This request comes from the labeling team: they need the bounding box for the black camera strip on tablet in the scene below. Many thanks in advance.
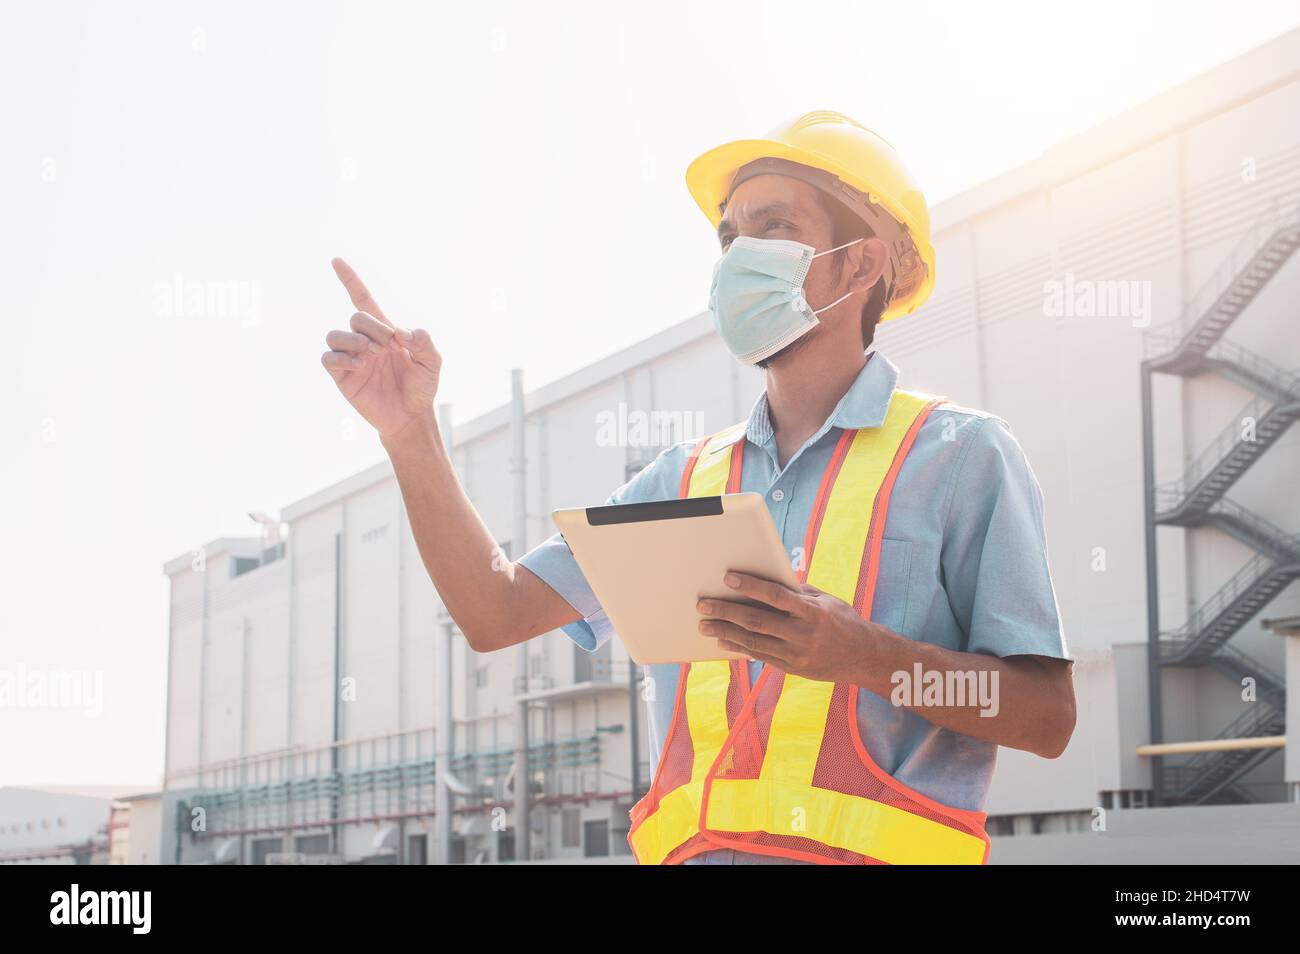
[584,497,725,525]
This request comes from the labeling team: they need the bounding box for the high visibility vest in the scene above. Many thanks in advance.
[627,388,992,865]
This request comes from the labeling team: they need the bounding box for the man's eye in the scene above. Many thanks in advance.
[765,220,793,232]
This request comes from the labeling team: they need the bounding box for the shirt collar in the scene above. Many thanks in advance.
[741,349,900,448]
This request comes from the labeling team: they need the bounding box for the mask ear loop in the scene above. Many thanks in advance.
[810,236,864,259]
[811,288,856,316]
[808,236,865,315]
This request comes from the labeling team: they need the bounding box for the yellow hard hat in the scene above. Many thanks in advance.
[686,110,934,323]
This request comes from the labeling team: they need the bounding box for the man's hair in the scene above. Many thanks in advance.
[817,192,889,350]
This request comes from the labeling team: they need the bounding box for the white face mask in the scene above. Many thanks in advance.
[708,236,864,365]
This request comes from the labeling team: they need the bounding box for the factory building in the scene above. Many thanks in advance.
[0,787,122,865]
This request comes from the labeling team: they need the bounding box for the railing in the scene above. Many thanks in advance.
[166,725,438,787]
[1204,496,1300,558]
[1154,389,1298,506]
[182,730,608,837]
[1203,338,1300,399]
[530,735,603,771]
[1158,537,1300,644]
[1142,199,1300,359]
[1205,642,1287,705]
[449,736,603,777]
[591,658,634,683]
[514,673,556,693]
[182,728,440,835]
[1163,706,1284,799]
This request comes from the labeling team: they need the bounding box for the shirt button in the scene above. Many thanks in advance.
[771,488,785,502]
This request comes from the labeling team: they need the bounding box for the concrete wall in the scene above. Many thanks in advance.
[125,797,162,866]
[989,802,1300,863]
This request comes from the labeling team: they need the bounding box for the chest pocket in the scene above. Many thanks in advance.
[867,538,912,635]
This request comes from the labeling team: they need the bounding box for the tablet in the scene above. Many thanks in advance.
[552,493,799,665]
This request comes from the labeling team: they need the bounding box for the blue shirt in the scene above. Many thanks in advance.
[519,350,1069,863]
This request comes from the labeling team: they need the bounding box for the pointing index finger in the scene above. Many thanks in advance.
[331,257,392,327]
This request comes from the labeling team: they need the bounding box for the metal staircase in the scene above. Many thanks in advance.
[1158,540,1300,664]
[1152,389,1300,524]
[1162,704,1287,804]
[1202,337,1300,402]
[1141,199,1300,806]
[1203,497,1300,563]
[1205,642,1287,706]
[1143,202,1300,372]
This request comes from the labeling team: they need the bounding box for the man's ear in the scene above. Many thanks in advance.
[849,237,890,293]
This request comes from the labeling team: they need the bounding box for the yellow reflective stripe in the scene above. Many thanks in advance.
[632,787,694,865]
[629,425,742,864]
[688,422,744,497]
[760,678,834,783]
[762,391,933,788]
[630,660,731,864]
[804,389,930,603]
[706,777,988,865]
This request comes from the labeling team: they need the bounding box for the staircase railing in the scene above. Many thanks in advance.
[1143,199,1300,360]
[1158,538,1300,646]
[1203,337,1300,399]
[1203,496,1300,561]
[1205,641,1288,706]
[1154,390,1300,510]
[1163,704,1285,801]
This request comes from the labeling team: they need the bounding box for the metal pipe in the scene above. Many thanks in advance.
[286,510,297,757]
[436,402,456,865]
[628,660,641,803]
[239,615,251,864]
[1139,361,1165,804]
[197,547,209,787]
[1137,736,1284,756]
[510,368,531,862]
[331,528,343,853]
[397,494,407,773]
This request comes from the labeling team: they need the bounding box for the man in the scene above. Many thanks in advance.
[321,110,1075,865]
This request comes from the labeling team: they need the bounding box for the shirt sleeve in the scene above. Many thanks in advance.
[518,442,693,652]
[940,415,1071,661]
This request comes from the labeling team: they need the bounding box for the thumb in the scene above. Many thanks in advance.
[399,327,441,374]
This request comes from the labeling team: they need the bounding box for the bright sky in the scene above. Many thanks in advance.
[4,0,1300,789]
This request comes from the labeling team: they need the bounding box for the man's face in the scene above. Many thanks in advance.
[715,174,856,362]
[717,174,837,262]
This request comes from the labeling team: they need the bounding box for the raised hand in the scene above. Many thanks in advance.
[321,258,441,440]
